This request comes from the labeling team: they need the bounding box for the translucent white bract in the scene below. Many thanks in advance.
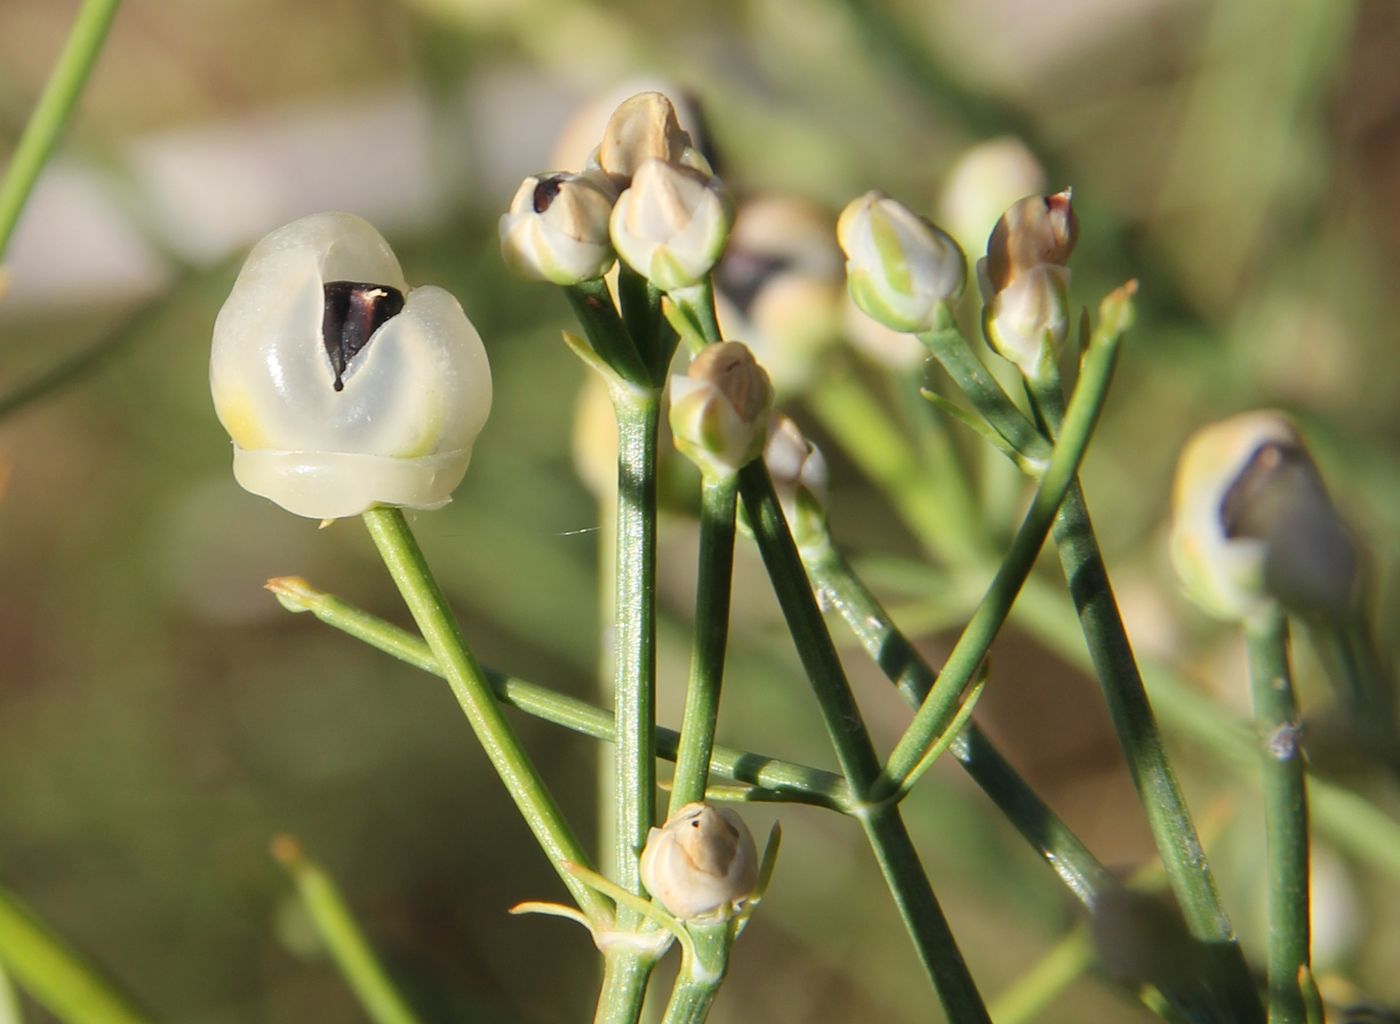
[210,212,492,520]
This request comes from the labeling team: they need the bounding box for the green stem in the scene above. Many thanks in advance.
[265,577,851,809]
[598,388,663,1024]
[659,922,730,1024]
[737,463,991,1024]
[611,393,661,894]
[617,268,674,382]
[917,325,1050,470]
[669,476,739,814]
[804,542,1115,910]
[0,0,121,260]
[271,837,424,1024]
[876,309,1121,796]
[1009,576,1400,887]
[1025,368,1261,1022]
[0,882,150,1024]
[1244,610,1309,1024]
[361,507,608,922]
[565,281,650,386]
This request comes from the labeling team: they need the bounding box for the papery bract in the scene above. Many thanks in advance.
[639,802,758,921]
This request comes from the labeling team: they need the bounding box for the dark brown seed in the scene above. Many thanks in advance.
[322,281,406,391]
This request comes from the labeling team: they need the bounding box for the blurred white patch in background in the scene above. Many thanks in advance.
[2,87,447,314]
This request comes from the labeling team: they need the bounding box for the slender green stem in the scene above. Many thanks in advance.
[361,507,608,922]
[565,281,650,386]
[659,921,730,1024]
[611,393,661,894]
[876,310,1121,797]
[265,577,851,809]
[804,542,1115,910]
[597,388,663,1024]
[1025,366,1261,1022]
[1009,574,1400,886]
[738,463,991,1024]
[1244,610,1309,1024]
[271,837,423,1024]
[618,268,676,382]
[669,476,739,814]
[0,0,121,260]
[0,882,150,1024]
[917,325,1050,470]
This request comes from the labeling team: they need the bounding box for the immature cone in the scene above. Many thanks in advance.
[499,172,615,285]
[837,191,966,334]
[640,802,758,921]
[610,159,733,291]
[210,212,491,520]
[1169,411,1360,622]
[670,341,775,481]
[552,81,711,176]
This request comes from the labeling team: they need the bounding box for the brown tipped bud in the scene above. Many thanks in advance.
[984,189,1078,293]
[597,92,697,188]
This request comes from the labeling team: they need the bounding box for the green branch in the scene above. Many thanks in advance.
[361,508,608,923]
[0,0,122,261]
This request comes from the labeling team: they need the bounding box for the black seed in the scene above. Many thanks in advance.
[322,281,406,391]
[533,176,566,214]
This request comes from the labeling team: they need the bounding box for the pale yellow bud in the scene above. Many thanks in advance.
[669,341,775,480]
[837,191,966,334]
[639,803,758,921]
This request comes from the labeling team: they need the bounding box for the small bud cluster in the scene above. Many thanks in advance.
[499,91,732,294]
[978,190,1078,378]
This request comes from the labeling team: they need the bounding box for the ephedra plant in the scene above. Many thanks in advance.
[2,6,1399,1021]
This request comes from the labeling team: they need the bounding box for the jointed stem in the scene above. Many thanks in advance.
[669,476,740,814]
[1244,610,1309,1024]
[1025,366,1261,1022]
[738,464,991,1024]
[805,543,1115,910]
[269,574,850,808]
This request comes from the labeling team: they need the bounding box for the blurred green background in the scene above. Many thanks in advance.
[2,0,1399,1020]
